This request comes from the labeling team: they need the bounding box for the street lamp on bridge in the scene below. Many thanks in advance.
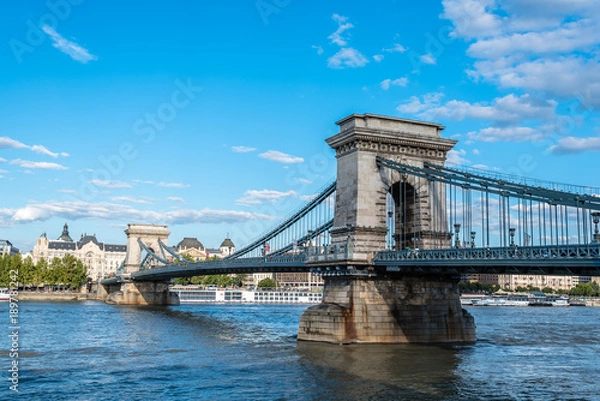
[470,231,476,248]
[592,212,600,244]
[454,223,461,248]
[509,228,516,247]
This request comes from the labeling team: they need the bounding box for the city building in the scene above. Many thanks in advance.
[32,223,127,281]
[0,239,19,256]
[498,274,591,292]
[176,237,206,261]
[204,238,236,259]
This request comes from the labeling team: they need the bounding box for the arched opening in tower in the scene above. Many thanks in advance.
[386,180,420,251]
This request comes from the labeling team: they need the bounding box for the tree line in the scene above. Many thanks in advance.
[0,254,88,290]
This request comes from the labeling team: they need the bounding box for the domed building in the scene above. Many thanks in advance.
[32,223,127,281]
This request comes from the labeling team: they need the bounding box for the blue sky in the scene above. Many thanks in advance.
[1,0,599,251]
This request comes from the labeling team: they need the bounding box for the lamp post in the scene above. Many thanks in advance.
[509,228,516,247]
[470,231,476,248]
[454,223,461,248]
[387,210,393,250]
[592,212,600,243]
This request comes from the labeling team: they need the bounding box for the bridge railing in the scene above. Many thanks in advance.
[374,244,600,263]
[304,244,351,263]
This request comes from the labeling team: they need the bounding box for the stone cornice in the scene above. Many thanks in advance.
[326,128,457,152]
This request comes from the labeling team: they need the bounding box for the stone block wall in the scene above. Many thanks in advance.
[298,275,476,344]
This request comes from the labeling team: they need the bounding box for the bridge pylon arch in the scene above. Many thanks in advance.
[326,113,456,261]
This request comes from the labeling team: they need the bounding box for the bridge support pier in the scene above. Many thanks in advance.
[298,275,475,344]
[103,282,180,306]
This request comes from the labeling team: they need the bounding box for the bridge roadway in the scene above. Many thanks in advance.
[101,243,600,285]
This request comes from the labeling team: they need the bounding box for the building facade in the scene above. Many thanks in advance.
[0,239,19,256]
[498,274,590,292]
[32,223,127,281]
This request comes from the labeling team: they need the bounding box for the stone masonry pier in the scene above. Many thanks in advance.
[298,275,475,343]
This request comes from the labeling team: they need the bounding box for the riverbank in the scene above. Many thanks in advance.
[14,292,98,301]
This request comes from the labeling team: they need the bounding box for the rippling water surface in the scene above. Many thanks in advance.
[2,302,600,400]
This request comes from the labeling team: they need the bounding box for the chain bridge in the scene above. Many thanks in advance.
[100,113,600,344]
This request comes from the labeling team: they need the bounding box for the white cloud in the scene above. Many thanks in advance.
[472,148,480,155]
[446,149,470,165]
[89,179,132,189]
[312,45,324,55]
[157,182,190,188]
[0,137,27,149]
[133,179,154,185]
[441,0,600,107]
[110,196,152,204]
[295,178,312,185]
[42,25,97,64]
[373,54,384,62]
[8,200,274,225]
[58,189,77,195]
[236,189,298,206]
[231,145,257,153]
[10,159,67,170]
[167,196,185,203]
[0,136,67,158]
[328,14,354,46]
[441,0,503,39]
[397,92,557,126]
[380,78,408,90]
[0,158,6,163]
[420,54,437,65]
[327,48,369,69]
[547,136,600,155]
[259,150,304,164]
[468,126,549,142]
[383,43,407,53]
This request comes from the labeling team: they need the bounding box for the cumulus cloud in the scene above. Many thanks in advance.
[90,179,132,189]
[441,0,600,107]
[420,54,437,65]
[383,43,407,53]
[110,196,152,204]
[312,45,324,55]
[398,92,556,125]
[10,159,67,170]
[380,78,408,90]
[8,200,274,225]
[259,150,304,164]
[0,136,67,158]
[446,149,470,165]
[236,189,298,206]
[231,145,257,153]
[547,136,600,155]
[42,25,98,64]
[327,48,368,68]
[328,14,354,46]
[167,197,185,203]
[373,54,384,62]
[468,126,549,142]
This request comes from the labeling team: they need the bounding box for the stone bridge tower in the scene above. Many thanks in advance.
[100,224,178,306]
[327,113,457,262]
[299,114,475,344]
[123,224,171,275]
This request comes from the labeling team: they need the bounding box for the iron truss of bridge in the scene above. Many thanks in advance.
[105,158,600,284]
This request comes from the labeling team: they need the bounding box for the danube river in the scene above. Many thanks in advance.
[2,301,600,400]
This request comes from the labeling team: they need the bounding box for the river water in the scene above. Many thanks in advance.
[2,301,600,400]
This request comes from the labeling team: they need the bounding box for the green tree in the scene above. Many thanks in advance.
[541,287,554,294]
[257,278,277,288]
